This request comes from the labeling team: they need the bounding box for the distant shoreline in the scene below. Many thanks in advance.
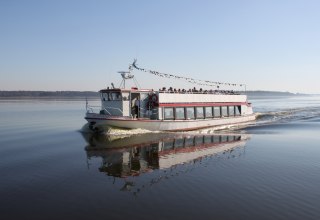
[0,91,99,98]
[0,90,312,98]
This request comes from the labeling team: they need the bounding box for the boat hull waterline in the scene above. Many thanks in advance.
[85,113,256,131]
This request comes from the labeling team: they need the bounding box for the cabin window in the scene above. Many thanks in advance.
[164,108,174,120]
[214,107,221,118]
[205,107,213,118]
[186,107,195,119]
[111,92,122,101]
[196,107,204,119]
[235,106,241,115]
[221,106,228,117]
[228,106,235,116]
[101,93,109,101]
[102,92,122,101]
[175,107,185,120]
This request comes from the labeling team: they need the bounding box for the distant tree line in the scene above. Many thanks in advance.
[242,91,298,96]
[0,91,100,98]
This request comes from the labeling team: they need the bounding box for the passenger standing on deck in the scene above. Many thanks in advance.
[134,98,140,118]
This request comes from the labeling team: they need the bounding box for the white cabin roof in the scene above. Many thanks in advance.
[158,93,247,103]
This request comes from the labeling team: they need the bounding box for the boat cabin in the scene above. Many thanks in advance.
[98,88,251,120]
[99,88,158,119]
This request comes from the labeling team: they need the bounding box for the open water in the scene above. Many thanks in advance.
[1,96,320,220]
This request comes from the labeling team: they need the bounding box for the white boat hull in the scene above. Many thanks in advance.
[85,113,256,131]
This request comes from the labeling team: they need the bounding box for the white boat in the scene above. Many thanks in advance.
[85,61,256,132]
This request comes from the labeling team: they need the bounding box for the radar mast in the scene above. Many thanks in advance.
[118,62,140,89]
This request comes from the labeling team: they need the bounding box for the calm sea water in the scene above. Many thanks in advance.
[1,96,320,220]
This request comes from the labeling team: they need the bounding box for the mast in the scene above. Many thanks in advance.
[118,63,140,89]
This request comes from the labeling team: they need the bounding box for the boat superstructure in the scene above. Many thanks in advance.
[85,61,255,131]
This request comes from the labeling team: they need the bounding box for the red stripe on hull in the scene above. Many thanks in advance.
[159,102,247,107]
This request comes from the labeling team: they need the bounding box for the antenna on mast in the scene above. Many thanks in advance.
[118,60,140,89]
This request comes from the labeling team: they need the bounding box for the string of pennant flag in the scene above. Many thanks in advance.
[131,59,245,89]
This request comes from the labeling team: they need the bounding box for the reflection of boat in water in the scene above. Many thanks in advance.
[82,132,250,178]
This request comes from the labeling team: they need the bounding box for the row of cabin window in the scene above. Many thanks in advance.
[101,92,122,101]
[164,106,241,120]
[101,92,130,101]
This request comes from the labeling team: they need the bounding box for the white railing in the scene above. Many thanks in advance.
[86,105,101,113]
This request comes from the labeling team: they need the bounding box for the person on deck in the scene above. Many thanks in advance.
[134,98,140,118]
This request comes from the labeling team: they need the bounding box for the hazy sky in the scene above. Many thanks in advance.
[1,0,319,93]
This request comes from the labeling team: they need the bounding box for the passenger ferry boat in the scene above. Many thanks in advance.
[85,61,256,132]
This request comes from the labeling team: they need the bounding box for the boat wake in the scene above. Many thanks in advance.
[255,106,320,125]
[80,123,161,137]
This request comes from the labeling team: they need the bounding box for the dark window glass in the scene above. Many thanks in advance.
[186,107,195,119]
[196,107,204,119]
[228,106,235,116]
[164,108,174,120]
[205,107,213,118]
[214,107,221,118]
[175,107,185,120]
[222,106,228,117]
[235,106,241,115]
[111,92,121,101]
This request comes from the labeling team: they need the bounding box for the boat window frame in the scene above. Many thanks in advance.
[205,106,213,118]
[175,107,185,120]
[213,106,221,118]
[235,106,241,116]
[101,92,108,101]
[195,107,204,119]
[101,92,122,101]
[110,92,122,101]
[221,106,228,117]
[164,107,175,120]
[186,107,195,119]
[228,106,235,117]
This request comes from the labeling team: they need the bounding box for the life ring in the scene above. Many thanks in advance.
[149,94,158,103]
